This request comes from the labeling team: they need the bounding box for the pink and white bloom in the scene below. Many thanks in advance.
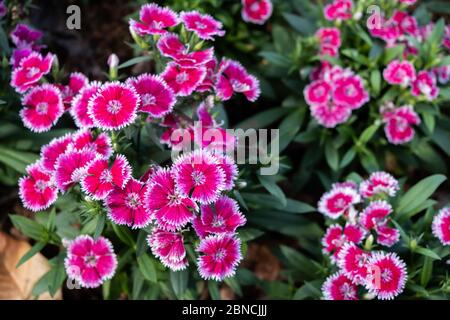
[382,105,421,145]
[88,82,139,130]
[332,74,369,110]
[411,71,439,101]
[54,150,97,192]
[433,65,450,85]
[57,72,89,107]
[365,252,407,300]
[324,0,353,22]
[193,196,246,238]
[68,130,112,158]
[337,243,371,285]
[359,200,393,230]
[316,27,342,48]
[147,228,188,271]
[11,52,53,93]
[64,235,117,289]
[126,74,175,117]
[214,154,238,191]
[304,80,332,106]
[19,162,58,212]
[322,224,366,262]
[20,84,64,133]
[241,0,273,25]
[216,58,260,102]
[322,272,358,300]
[10,47,33,69]
[145,168,198,231]
[40,134,73,172]
[197,234,242,281]
[70,81,101,128]
[196,59,217,92]
[310,102,352,128]
[81,155,132,200]
[11,23,43,49]
[359,171,399,198]
[129,3,178,36]
[383,60,416,86]
[432,207,450,245]
[172,150,225,204]
[318,186,361,219]
[162,63,207,96]
[180,11,225,40]
[375,223,400,247]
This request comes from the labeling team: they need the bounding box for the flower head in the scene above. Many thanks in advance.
[147,228,188,271]
[68,130,112,158]
[337,243,372,285]
[360,171,399,198]
[54,150,97,192]
[322,272,359,300]
[318,186,361,219]
[411,71,439,101]
[432,207,450,245]
[383,60,416,86]
[375,223,400,247]
[382,105,421,145]
[129,3,178,36]
[304,80,332,106]
[70,81,101,128]
[180,11,225,40]
[11,52,53,93]
[241,0,273,25]
[310,102,352,128]
[332,74,369,110]
[58,72,89,107]
[40,134,73,172]
[162,63,207,96]
[324,0,353,22]
[359,200,393,230]
[322,224,366,262]
[11,23,43,49]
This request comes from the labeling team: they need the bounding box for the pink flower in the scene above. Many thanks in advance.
[81,155,132,200]
[10,47,33,69]
[383,60,416,86]
[64,235,117,288]
[144,168,198,231]
[332,74,369,110]
[129,3,178,36]
[162,63,207,96]
[332,181,358,191]
[359,200,393,230]
[433,65,450,85]
[88,82,139,130]
[214,154,238,191]
[322,224,366,262]
[337,243,371,285]
[20,84,64,133]
[391,11,418,36]
[40,134,73,172]
[57,72,89,107]
[216,58,260,102]
[11,52,53,93]
[411,71,439,101]
[19,162,58,212]
[126,74,175,118]
[359,171,399,198]
[324,0,353,21]
[241,0,273,25]
[316,27,342,48]
[310,102,352,128]
[68,130,112,158]
[157,33,214,68]
[105,178,151,229]
[70,81,101,128]
[172,150,226,204]
[432,207,450,245]
[382,105,421,145]
[11,23,43,49]
[365,252,407,300]
[197,234,242,281]
[180,11,225,40]
[147,228,188,271]
[375,223,400,247]
[318,186,360,219]
[54,150,97,192]
[322,272,358,300]
[196,59,217,92]
[304,80,332,106]
[193,196,246,238]
[443,26,450,51]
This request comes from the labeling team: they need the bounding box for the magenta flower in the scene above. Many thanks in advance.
[322,272,359,300]
[433,65,450,84]
[145,168,198,231]
[40,134,73,172]
[411,71,439,101]
[324,0,353,21]
[197,234,242,281]
[126,74,175,118]
[443,26,450,51]
[359,171,399,198]
[375,223,400,247]
[129,3,179,36]
[337,243,372,285]
[383,60,416,86]
[193,196,246,238]
[11,52,53,93]
[162,63,207,96]
[148,228,188,271]
[304,80,332,106]
[216,58,260,102]
[322,224,366,263]
[68,129,112,158]
[88,82,139,130]
[20,84,64,133]
[10,47,33,69]
[180,11,225,40]
[365,252,407,300]
[54,150,97,192]
[241,0,273,25]
[105,178,151,229]
[10,23,43,50]
[382,105,421,145]
[70,81,101,128]
[19,162,58,212]
[173,150,226,204]
[359,200,393,230]
[81,155,132,200]
[318,186,361,219]
[432,207,450,246]
[310,103,352,128]
[64,235,117,288]
[391,11,419,36]
[214,154,238,191]
[316,27,341,58]
[332,74,369,110]
[196,59,217,92]
[57,72,89,107]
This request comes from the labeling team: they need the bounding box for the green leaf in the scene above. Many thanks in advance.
[118,56,152,69]
[238,228,264,242]
[16,241,46,268]
[427,18,445,48]
[0,146,39,174]
[370,70,381,96]
[293,280,322,300]
[258,175,287,206]
[137,254,157,282]
[325,141,339,172]
[93,214,106,239]
[48,255,66,297]
[420,256,433,287]
[383,45,405,64]
[427,1,450,14]
[283,13,316,35]
[135,230,148,257]
[9,215,47,241]
[340,148,356,169]
[280,245,317,276]
[170,269,189,298]
[111,223,135,247]
[131,267,145,300]
[415,247,441,260]
[259,51,291,68]
[359,123,380,144]
[234,108,289,130]
[396,175,446,215]
[224,277,242,297]
[208,281,221,300]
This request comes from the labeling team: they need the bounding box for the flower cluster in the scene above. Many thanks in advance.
[318,172,408,300]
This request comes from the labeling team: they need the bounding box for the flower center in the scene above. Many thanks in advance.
[107,100,123,114]
[151,20,164,29]
[250,2,260,12]
[195,21,207,29]
[176,72,189,84]
[34,180,47,193]
[84,254,98,267]
[340,283,355,299]
[126,192,141,209]
[36,102,48,115]
[191,170,206,186]
[230,79,250,92]
[212,216,225,228]
[168,193,182,206]
[345,84,357,97]
[381,269,393,282]
[214,248,226,261]
[100,169,113,183]
[141,93,156,106]
[27,67,40,78]
[356,254,368,267]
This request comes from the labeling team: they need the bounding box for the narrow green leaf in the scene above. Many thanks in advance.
[325,141,339,171]
[415,247,441,260]
[137,254,157,282]
[16,241,46,268]
[208,281,221,300]
[118,56,152,69]
[170,269,189,298]
[258,175,287,206]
